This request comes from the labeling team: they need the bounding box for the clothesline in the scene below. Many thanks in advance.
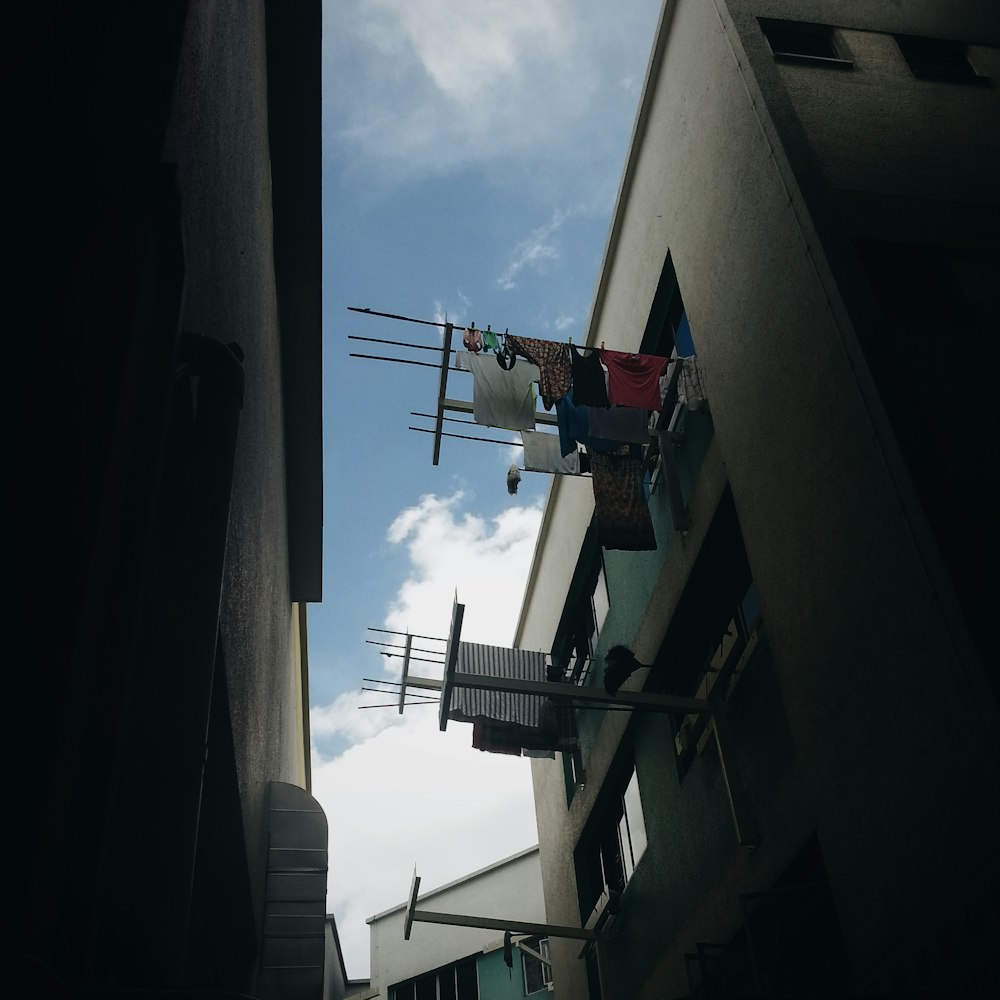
[348,305,604,351]
[348,306,701,542]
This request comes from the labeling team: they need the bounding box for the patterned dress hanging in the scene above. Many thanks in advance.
[505,334,572,410]
[589,447,657,551]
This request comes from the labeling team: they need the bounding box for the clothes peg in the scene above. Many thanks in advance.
[601,340,605,350]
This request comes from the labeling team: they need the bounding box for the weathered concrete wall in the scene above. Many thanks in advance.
[164,0,309,946]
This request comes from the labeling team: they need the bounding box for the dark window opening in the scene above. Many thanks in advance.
[760,19,852,67]
[640,252,705,515]
[553,524,608,802]
[521,937,553,994]
[576,757,647,919]
[392,957,478,1000]
[415,973,436,1000]
[455,957,478,999]
[651,488,753,699]
[645,488,759,777]
[895,34,987,83]
[641,251,687,358]
[551,523,610,686]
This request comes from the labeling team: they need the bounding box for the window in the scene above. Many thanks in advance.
[618,769,648,883]
[551,525,610,685]
[643,488,758,774]
[895,34,987,83]
[391,957,478,1000]
[759,19,852,68]
[521,936,553,995]
[553,528,610,799]
[577,762,648,919]
[640,252,687,358]
[591,561,610,639]
[640,253,707,527]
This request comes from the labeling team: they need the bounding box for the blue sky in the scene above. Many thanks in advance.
[314,0,663,977]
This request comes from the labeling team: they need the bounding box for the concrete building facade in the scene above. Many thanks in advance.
[514,2,1000,997]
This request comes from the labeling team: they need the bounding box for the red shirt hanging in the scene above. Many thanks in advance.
[602,349,669,410]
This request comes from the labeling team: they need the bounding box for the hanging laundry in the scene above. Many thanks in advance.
[587,405,651,445]
[603,350,669,410]
[658,360,677,407]
[472,721,524,756]
[603,645,648,696]
[463,327,483,353]
[449,642,548,727]
[471,720,555,758]
[521,430,581,475]
[454,350,474,371]
[496,341,517,370]
[675,312,696,358]
[449,641,580,758]
[466,352,539,430]
[555,394,625,458]
[537,695,578,751]
[506,463,521,495]
[555,394,587,458]
[570,345,610,408]
[506,334,572,411]
[470,698,578,758]
[589,447,657,551]
[481,327,500,351]
[679,356,707,411]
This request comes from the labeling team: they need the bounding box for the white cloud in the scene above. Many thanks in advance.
[384,491,544,644]
[326,0,662,189]
[369,0,570,106]
[311,491,545,976]
[314,714,539,980]
[496,210,571,291]
[553,313,575,332]
[311,688,407,749]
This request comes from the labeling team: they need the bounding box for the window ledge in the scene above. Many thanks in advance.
[774,51,854,69]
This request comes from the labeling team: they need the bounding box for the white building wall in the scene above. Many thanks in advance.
[367,847,547,998]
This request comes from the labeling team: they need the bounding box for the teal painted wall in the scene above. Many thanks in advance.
[561,401,796,997]
[591,637,794,999]
[566,412,795,998]
[576,407,716,762]
[477,946,557,1000]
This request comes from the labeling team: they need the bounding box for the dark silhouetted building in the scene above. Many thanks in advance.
[7,3,336,996]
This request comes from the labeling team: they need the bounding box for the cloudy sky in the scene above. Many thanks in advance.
[316,0,663,977]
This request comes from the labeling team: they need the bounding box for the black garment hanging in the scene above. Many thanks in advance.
[497,343,517,370]
[571,345,610,407]
[604,645,646,695]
